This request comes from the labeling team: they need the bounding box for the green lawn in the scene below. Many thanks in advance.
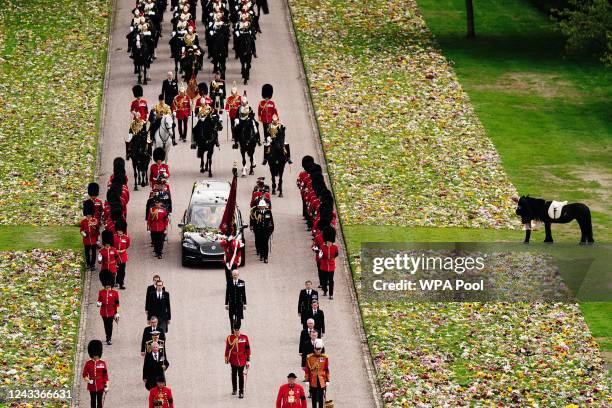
[0,226,81,251]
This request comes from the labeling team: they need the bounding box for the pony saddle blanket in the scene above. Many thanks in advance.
[548,200,567,220]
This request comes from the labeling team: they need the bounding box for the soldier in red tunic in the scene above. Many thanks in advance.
[130,84,149,121]
[113,220,130,290]
[276,373,307,408]
[148,376,174,408]
[220,231,244,282]
[194,82,213,115]
[224,323,251,398]
[97,270,120,345]
[171,84,191,142]
[98,231,119,284]
[258,83,278,139]
[84,182,104,225]
[150,148,170,186]
[224,84,242,147]
[81,200,101,272]
[147,197,169,259]
[82,339,109,408]
[304,339,330,408]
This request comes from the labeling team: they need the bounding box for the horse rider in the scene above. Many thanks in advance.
[150,94,176,146]
[258,84,277,139]
[262,114,292,165]
[130,84,149,121]
[171,83,191,142]
[127,112,148,161]
[150,147,170,186]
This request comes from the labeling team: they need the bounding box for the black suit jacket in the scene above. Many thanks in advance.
[143,351,169,388]
[225,279,247,308]
[141,325,167,353]
[297,289,318,315]
[300,338,325,367]
[161,79,178,106]
[298,328,321,353]
[146,291,172,321]
[302,308,325,335]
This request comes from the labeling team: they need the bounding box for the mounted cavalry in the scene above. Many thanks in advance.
[193,104,222,176]
[234,98,261,176]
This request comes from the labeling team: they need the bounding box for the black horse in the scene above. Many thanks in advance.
[169,32,183,79]
[236,32,254,85]
[267,133,288,197]
[193,110,222,176]
[514,195,594,244]
[181,47,203,82]
[133,33,152,85]
[235,112,260,176]
[209,26,229,79]
[129,129,151,190]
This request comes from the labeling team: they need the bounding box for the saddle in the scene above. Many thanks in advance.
[547,200,567,220]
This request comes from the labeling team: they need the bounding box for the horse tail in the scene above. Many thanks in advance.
[579,203,594,242]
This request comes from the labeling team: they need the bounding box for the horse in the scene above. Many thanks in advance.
[181,48,203,82]
[235,114,260,176]
[193,111,222,176]
[129,129,151,190]
[209,26,229,79]
[514,195,594,244]
[133,33,152,85]
[169,32,183,79]
[153,113,174,163]
[236,32,254,85]
[267,135,288,197]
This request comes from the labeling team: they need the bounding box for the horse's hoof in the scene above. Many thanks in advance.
[278,192,283,198]
[200,168,205,173]
[209,172,213,178]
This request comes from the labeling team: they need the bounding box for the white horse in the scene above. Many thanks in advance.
[154,113,173,163]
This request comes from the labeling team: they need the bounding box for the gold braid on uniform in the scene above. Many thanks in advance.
[130,119,144,134]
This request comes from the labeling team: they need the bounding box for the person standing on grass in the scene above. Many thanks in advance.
[318,226,338,299]
[82,339,109,408]
[112,220,130,290]
[97,270,120,345]
[81,200,100,272]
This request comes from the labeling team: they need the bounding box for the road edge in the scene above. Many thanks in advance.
[282,1,383,406]
[71,0,117,405]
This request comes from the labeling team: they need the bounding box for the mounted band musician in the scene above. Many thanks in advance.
[193,103,222,176]
[234,97,261,176]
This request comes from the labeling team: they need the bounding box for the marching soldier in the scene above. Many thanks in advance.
[97,270,120,345]
[141,317,167,356]
[258,83,278,139]
[225,269,247,330]
[112,220,130,290]
[148,377,174,408]
[85,182,104,224]
[143,341,170,390]
[98,231,119,284]
[147,197,169,259]
[82,340,109,408]
[224,323,251,398]
[262,114,292,165]
[224,83,242,147]
[80,200,100,272]
[194,82,213,115]
[276,373,307,408]
[210,73,226,113]
[150,148,171,185]
[171,83,191,142]
[130,84,149,121]
[127,111,147,161]
[250,198,274,263]
[304,339,330,408]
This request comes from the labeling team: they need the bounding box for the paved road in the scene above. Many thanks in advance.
[77,0,377,406]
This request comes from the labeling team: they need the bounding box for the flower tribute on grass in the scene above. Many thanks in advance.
[0,250,82,407]
[0,0,110,225]
[289,0,517,228]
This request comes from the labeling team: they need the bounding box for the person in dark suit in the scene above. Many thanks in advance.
[300,329,324,369]
[301,299,325,336]
[141,316,167,356]
[225,270,247,331]
[161,71,179,106]
[146,274,164,296]
[143,342,169,390]
[146,280,171,333]
[299,318,320,350]
[297,280,318,318]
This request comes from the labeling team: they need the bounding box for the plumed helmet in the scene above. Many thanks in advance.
[88,182,100,197]
[83,200,95,216]
[198,82,208,96]
[257,199,268,207]
[261,84,273,99]
[314,339,324,349]
[102,230,114,246]
[88,339,103,358]
[114,219,127,232]
[99,269,114,287]
[322,225,336,243]
[153,147,166,162]
[132,84,143,98]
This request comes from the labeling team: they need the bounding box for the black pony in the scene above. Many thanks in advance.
[267,132,289,197]
[235,111,260,176]
[209,26,229,79]
[129,129,151,190]
[193,110,222,176]
[236,33,254,85]
[514,195,594,244]
[133,33,152,85]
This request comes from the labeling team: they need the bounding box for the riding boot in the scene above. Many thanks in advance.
[125,142,131,161]
[252,38,258,58]
[262,146,268,165]
[285,143,292,164]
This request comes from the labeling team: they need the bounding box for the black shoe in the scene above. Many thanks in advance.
[253,53,258,58]
[106,340,112,345]
[120,285,126,290]
[262,160,267,165]
[329,295,334,300]
[323,291,327,297]
[232,390,237,396]
[239,392,244,398]
[264,258,268,263]
[288,159,293,164]
[157,254,163,259]
[172,141,178,146]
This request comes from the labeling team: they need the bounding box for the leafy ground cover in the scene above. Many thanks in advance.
[0,251,82,408]
[0,0,110,225]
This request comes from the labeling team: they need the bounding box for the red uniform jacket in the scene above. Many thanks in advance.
[224,94,242,119]
[82,359,108,392]
[195,95,212,114]
[225,334,250,367]
[313,232,324,265]
[98,246,119,273]
[113,233,131,264]
[258,99,278,124]
[220,238,244,268]
[105,219,116,235]
[305,354,330,388]
[80,217,100,246]
[150,163,170,185]
[98,288,119,318]
[148,386,174,408]
[297,171,310,189]
[319,243,338,272]
[86,197,104,223]
[172,94,191,120]
[276,383,307,408]
[121,184,130,204]
[148,208,169,232]
[130,98,149,120]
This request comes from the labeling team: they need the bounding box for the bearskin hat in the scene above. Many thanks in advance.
[301,155,315,170]
[87,182,100,197]
[114,219,127,233]
[153,147,166,162]
[232,321,241,331]
[261,83,273,99]
[132,84,144,98]
[308,163,322,175]
[101,230,114,246]
[88,339,103,358]
[99,268,114,287]
[106,187,120,204]
[156,376,166,384]
[198,82,208,96]
[110,208,123,223]
[322,225,336,243]
[158,93,164,101]
[112,157,126,174]
[83,200,95,216]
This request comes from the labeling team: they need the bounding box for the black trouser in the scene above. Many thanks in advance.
[151,231,165,255]
[89,389,104,408]
[311,386,325,408]
[254,229,270,260]
[102,316,114,341]
[158,318,168,334]
[177,117,188,140]
[322,271,334,296]
[317,266,324,289]
[262,122,270,139]
[84,245,97,269]
[116,263,126,287]
[228,307,242,331]
[231,365,245,392]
